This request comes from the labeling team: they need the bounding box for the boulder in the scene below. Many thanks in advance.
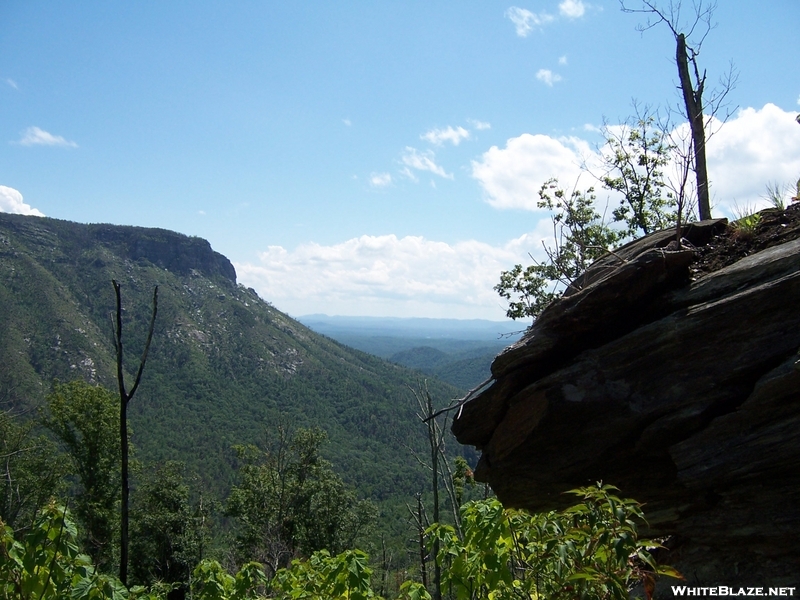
[452,215,800,587]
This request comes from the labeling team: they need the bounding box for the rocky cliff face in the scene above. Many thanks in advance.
[0,214,237,283]
[452,207,800,588]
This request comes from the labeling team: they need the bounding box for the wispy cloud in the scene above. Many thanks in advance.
[399,167,418,183]
[468,119,492,130]
[17,126,78,148]
[536,69,562,86]
[558,0,586,18]
[421,125,470,146]
[401,147,453,179]
[370,172,392,188]
[235,232,547,319]
[342,118,352,126]
[505,6,554,37]
[558,55,568,65]
[6,79,18,90]
[0,186,44,216]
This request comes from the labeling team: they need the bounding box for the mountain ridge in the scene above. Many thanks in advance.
[0,213,465,511]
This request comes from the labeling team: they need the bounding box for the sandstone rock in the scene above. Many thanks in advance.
[452,218,800,587]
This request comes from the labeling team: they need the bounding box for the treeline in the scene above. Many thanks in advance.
[0,379,680,599]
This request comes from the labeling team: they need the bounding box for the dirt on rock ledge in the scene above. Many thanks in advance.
[692,202,800,276]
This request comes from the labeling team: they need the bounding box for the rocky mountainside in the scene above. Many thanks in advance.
[0,213,460,507]
[452,206,800,588]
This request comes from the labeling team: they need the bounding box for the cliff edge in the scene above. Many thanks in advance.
[452,206,800,587]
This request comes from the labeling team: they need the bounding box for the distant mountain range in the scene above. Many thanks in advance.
[298,314,524,389]
[297,314,522,341]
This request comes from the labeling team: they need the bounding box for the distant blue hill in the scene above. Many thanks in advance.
[297,314,524,342]
[297,315,526,390]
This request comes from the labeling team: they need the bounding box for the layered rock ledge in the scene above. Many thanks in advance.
[453,210,800,586]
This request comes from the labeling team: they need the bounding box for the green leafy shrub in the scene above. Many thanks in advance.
[600,113,677,238]
[0,502,129,599]
[497,113,681,322]
[190,559,268,600]
[495,180,624,320]
[427,484,680,600]
[0,482,678,600]
[271,549,379,599]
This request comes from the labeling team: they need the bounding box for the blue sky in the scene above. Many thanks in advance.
[2,1,799,319]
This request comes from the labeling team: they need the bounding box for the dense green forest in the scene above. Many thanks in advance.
[0,213,679,598]
[0,213,471,479]
[2,388,675,598]
[0,213,473,554]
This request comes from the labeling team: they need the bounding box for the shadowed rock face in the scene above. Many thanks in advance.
[452,216,800,586]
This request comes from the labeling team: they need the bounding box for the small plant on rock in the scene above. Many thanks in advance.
[730,203,762,241]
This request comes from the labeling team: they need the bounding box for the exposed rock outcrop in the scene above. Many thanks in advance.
[0,213,237,283]
[453,209,800,587]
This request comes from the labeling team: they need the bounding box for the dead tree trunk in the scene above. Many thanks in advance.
[112,280,158,586]
[676,32,711,220]
[424,388,442,600]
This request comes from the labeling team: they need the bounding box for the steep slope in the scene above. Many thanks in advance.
[0,213,460,503]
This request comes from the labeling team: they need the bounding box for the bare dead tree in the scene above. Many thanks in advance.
[112,280,158,586]
[406,492,430,591]
[657,109,698,240]
[621,0,737,221]
[410,382,445,600]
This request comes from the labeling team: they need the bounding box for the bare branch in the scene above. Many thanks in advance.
[422,375,494,423]
[620,0,732,221]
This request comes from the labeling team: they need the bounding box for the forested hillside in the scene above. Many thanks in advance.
[0,213,463,506]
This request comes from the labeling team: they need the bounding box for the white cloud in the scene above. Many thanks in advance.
[468,119,492,130]
[342,118,352,126]
[535,69,562,86]
[559,0,586,18]
[401,147,453,179]
[505,6,554,37]
[472,134,600,211]
[235,232,547,319]
[704,103,800,215]
[0,186,45,216]
[370,172,393,187]
[558,55,568,65]
[17,126,78,148]
[6,79,18,90]
[421,125,470,146]
[472,102,800,217]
